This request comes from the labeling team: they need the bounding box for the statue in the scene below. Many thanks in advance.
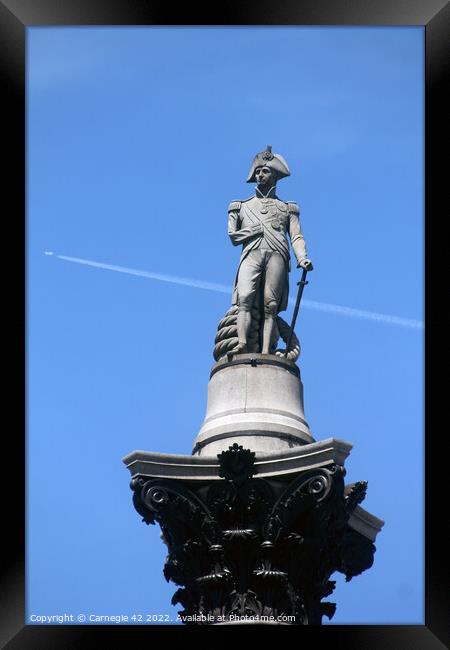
[214,145,313,360]
[126,146,384,628]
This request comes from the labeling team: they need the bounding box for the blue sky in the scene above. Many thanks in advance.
[27,26,424,625]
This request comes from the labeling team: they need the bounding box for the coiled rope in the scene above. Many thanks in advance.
[213,306,300,362]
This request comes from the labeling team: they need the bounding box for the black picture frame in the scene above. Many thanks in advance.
[2,1,448,647]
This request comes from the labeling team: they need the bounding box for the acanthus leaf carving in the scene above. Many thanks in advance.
[130,454,376,625]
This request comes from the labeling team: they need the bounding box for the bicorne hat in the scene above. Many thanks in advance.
[246,145,291,183]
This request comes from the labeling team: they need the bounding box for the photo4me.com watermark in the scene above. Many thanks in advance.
[28,613,296,624]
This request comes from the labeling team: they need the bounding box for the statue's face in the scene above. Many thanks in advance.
[255,166,275,187]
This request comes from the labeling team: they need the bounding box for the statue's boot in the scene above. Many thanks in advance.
[232,308,251,354]
[262,314,277,354]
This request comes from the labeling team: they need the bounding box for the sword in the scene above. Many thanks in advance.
[284,266,309,358]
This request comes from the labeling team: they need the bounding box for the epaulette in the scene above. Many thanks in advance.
[286,201,299,215]
[228,200,242,212]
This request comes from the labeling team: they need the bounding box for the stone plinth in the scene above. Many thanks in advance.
[124,355,384,625]
[193,353,314,456]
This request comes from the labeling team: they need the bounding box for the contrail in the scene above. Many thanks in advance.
[44,252,424,330]
[46,252,232,294]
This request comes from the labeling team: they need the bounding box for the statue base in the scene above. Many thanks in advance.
[193,353,314,456]
[123,356,384,624]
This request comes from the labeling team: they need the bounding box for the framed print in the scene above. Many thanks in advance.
[2,0,448,647]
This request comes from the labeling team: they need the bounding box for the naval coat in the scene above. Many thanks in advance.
[228,195,308,313]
